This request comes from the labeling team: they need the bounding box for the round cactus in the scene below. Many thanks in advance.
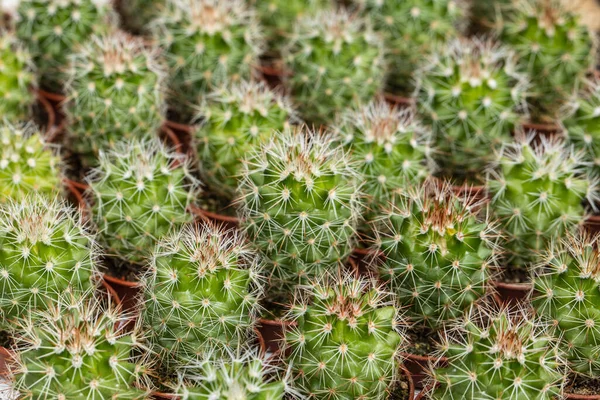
[142,223,262,364]
[416,37,529,176]
[16,0,115,90]
[487,134,592,269]
[153,0,263,119]
[238,126,362,288]
[195,80,295,201]
[374,181,499,330]
[87,139,199,263]
[284,274,405,400]
[283,8,386,125]
[533,231,600,377]
[0,29,36,123]
[430,305,565,400]
[0,196,98,326]
[64,32,166,165]
[0,121,61,203]
[11,294,153,399]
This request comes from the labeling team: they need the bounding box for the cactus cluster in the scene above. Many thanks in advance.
[64,32,165,165]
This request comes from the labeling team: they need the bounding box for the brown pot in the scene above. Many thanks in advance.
[565,394,600,400]
[401,352,447,390]
[189,204,240,229]
[0,346,14,377]
[399,364,416,400]
[162,121,193,157]
[492,280,532,305]
[63,178,89,211]
[256,63,290,91]
[37,89,66,142]
[585,215,600,235]
[450,184,488,202]
[383,93,414,109]
[520,122,561,139]
[257,318,298,356]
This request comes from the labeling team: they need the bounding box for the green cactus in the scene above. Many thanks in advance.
[195,80,295,202]
[0,30,36,123]
[283,8,386,125]
[284,274,404,400]
[533,231,600,377]
[374,181,499,330]
[0,121,61,203]
[16,0,115,90]
[496,0,597,115]
[87,139,199,264]
[353,0,468,92]
[238,126,362,288]
[430,306,565,400]
[487,134,592,269]
[0,196,98,326]
[153,0,263,120]
[416,38,529,176]
[11,294,153,399]
[143,223,262,364]
[64,32,166,166]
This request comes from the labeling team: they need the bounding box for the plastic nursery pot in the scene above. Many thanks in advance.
[188,204,240,230]
[257,318,297,356]
[256,62,290,91]
[399,364,416,400]
[63,178,89,211]
[400,352,448,390]
[102,274,141,315]
[565,393,600,400]
[584,215,600,235]
[161,121,193,157]
[36,89,66,143]
[492,280,532,305]
[0,346,14,377]
[382,93,415,109]
[520,121,561,140]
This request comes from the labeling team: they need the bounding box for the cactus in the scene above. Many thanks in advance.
[237,126,362,288]
[195,80,295,201]
[284,274,404,400]
[374,181,499,330]
[64,32,166,165]
[335,99,433,224]
[153,0,263,120]
[0,196,98,326]
[11,294,153,399]
[283,8,386,125]
[1,121,61,203]
[430,305,565,400]
[16,0,115,90]
[496,0,596,115]
[416,38,529,176]
[487,134,592,269]
[533,231,600,377]
[353,0,468,92]
[142,223,262,364]
[0,30,36,123]
[87,139,199,264]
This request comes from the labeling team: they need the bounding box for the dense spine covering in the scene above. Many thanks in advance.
[533,231,600,377]
[430,306,565,400]
[416,38,529,175]
[487,134,592,269]
[238,126,362,288]
[64,32,166,165]
[374,181,499,330]
[284,274,404,400]
[143,223,262,364]
[11,295,153,399]
[153,0,263,119]
[16,0,114,89]
[87,139,198,263]
[195,80,294,201]
[0,30,36,122]
[283,8,386,125]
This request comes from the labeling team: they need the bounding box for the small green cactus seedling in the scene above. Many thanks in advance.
[143,223,262,364]
[64,32,166,165]
[487,134,593,269]
[16,0,115,90]
[195,80,295,201]
[283,8,386,125]
[11,295,152,399]
[153,0,263,119]
[87,139,199,263]
[0,196,98,326]
[416,38,529,175]
[1,121,61,203]
[533,231,600,377]
[496,0,597,114]
[430,306,565,400]
[0,30,36,123]
[284,274,404,400]
[238,126,362,288]
[374,181,499,330]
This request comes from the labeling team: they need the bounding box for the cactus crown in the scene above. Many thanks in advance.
[195,80,294,201]
[143,222,263,364]
[431,305,565,400]
[533,230,600,377]
[65,32,165,163]
[0,30,36,122]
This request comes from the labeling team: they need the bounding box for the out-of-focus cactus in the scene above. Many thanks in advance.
[0,30,36,122]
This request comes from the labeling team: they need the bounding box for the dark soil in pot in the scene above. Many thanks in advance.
[405,327,437,357]
[566,375,600,398]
